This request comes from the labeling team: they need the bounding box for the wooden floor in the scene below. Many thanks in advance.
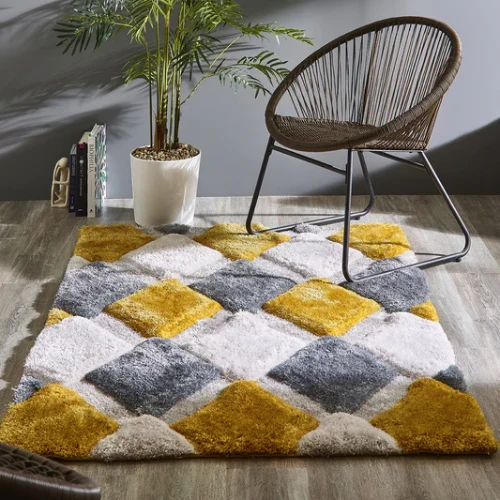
[1,195,499,500]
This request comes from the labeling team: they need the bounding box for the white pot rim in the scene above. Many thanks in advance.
[130,145,202,163]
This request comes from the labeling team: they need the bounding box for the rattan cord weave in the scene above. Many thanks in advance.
[266,17,461,152]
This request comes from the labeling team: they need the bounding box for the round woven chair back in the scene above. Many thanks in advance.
[266,17,462,151]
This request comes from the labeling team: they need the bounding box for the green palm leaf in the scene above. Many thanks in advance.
[55,0,313,150]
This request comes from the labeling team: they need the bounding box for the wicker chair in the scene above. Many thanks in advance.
[246,16,471,282]
[0,442,100,499]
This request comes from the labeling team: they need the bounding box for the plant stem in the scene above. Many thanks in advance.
[168,76,175,148]
[154,10,162,152]
[173,82,181,148]
[147,50,153,148]
[173,2,186,148]
[56,0,312,155]
[164,3,172,150]
[154,118,167,151]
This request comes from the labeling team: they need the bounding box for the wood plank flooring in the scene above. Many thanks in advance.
[1,195,499,500]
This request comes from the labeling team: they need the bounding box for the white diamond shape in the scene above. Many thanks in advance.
[25,317,133,384]
[343,310,455,378]
[161,379,230,424]
[90,415,195,459]
[258,376,330,421]
[66,255,90,272]
[354,375,413,421]
[250,255,307,284]
[93,313,145,346]
[176,311,310,380]
[255,310,317,343]
[297,413,400,456]
[261,232,364,280]
[173,309,234,346]
[120,233,229,283]
[68,380,135,420]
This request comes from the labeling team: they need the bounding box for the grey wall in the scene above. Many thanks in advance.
[1,0,499,201]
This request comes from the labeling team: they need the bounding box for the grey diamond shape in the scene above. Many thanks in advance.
[84,338,221,416]
[54,262,150,318]
[341,258,429,312]
[189,259,296,313]
[268,337,399,413]
[14,375,47,403]
[434,365,467,392]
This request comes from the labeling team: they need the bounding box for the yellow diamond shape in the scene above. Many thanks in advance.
[74,224,155,262]
[0,384,119,459]
[193,223,291,261]
[105,279,222,339]
[45,308,72,327]
[370,378,498,454]
[328,223,411,259]
[410,301,439,322]
[263,278,380,337]
[171,380,318,455]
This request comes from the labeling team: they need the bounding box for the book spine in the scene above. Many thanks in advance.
[102,125,107,200]
[87,135,96,218]
[76,143,88,217]
[95,125,107,215]
[68,148,77,213]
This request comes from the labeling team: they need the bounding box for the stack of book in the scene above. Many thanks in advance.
[68,124,107,218]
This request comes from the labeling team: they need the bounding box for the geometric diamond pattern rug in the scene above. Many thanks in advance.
[0,222,497,460]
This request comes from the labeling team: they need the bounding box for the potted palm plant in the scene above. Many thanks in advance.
[56,0,311,226]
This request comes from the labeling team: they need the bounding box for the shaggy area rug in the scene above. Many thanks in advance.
[0,222,497,460]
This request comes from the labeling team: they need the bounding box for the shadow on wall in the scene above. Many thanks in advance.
[370,118,500,195]
[0,0,320,201]
[2,1,497,200]
[239,0,336,15]
[0,1,143,201]
[306,118,500,196]
[0,0,349,202]
[1,105,137,201]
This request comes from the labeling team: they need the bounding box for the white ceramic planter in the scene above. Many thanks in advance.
[130,148,201,226]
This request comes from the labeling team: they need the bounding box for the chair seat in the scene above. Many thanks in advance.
[272,115,428,152]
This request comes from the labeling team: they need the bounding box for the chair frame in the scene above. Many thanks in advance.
[246,17,471,282]
[0,441,101,499]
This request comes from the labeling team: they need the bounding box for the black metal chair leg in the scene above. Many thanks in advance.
[356,151,375,218]
[246,138,375,235]
[418,151,472,260]
[246,136,275,234]
[342,150,355,280]
[341,151,472,283]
